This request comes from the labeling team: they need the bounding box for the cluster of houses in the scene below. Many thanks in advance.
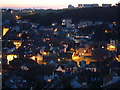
[67,3,120,9]
[1,17,120,88]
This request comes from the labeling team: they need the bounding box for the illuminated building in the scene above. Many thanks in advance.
[56,66,65,72]
[2,28,9,36]
[30,54,43,64]
[72,52,81,67]
[107,40,117,51]
[17,33,22,37]
[7,54,18,64]
[116,55,120,62]
[13,40,22,49]
[107,44,116,51]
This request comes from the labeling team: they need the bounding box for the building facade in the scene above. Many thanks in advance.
[78,4,99,8]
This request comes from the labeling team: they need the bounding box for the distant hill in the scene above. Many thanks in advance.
[22,7,120,26]
[2,7,120,26]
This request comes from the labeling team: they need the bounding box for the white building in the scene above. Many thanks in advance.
[102,4,112,7]
[68,4,75,9]
[78,4,99,8]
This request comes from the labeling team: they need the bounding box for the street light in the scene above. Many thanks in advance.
[16,15,21,20]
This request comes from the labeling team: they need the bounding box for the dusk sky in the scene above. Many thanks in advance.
[0,0,120,9]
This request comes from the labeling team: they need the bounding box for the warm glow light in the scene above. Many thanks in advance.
[112,22,116,24]
[3,28,9,36]
[72,56,80,60]
[62,23,65,25]
[30,55,43,64]
[72,52,81,61]
[105,30,108,33]
[13,41,22,49]
[54,29,57,32]
[116,57,120,62]
[67,34,70,37]
[43,52,47,55]
[70,48,74,51]
[116,55,120,62]
[17,33,22,37]
[48,79,52,82]
[58,58,61,61]
[92,48,94,50]
[30,56,36,60]
[7,54,18,64]
[107,44,116,51]
[81,53,84,55]
[78,27,81,29]
[16,15,21,20]
[102,46,104,48]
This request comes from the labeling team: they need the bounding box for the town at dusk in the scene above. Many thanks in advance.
[0,0,120,89]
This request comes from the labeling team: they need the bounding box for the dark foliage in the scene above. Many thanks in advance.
[22,7,120,26]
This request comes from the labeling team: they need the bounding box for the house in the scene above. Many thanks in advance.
[56,66,65,72]
[78,4,99,8]
[6,52,18,65]
[68,5,75,9]
[86,64,98,72]
[102,4,112,7]
[30,54,43,64]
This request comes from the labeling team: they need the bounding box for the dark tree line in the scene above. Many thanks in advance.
[22,7,120,26]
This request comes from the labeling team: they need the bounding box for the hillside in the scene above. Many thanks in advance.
[2,7,120,26]
[23,7,120,26]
